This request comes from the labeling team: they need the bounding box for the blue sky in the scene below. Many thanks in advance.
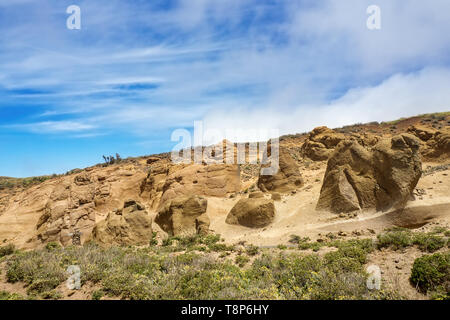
[1,0,450,177]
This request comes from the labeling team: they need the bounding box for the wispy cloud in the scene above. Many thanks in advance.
[8,121,96,133]
[202,67,450,142]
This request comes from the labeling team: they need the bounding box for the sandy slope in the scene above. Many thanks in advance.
[204,161,450,246]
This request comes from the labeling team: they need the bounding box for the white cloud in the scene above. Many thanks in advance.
[287,0,450,74]
[201,67,450,142]
[9,121,96,133]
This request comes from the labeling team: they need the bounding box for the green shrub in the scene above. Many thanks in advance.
[377,229,412,250]
[0,290,24,300]
[40,290,62,300]
[0,243,15,257]
[289,235,301,244]
[246,245,259,256]
[431,226,447,234]
[235,255,250,267]
[45,242,61,251]
[92,289,105,300]
[410,252,450,294]
[149,232,158,246]
[413,234,447,252]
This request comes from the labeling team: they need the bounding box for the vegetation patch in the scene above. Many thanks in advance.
[0,243,15,258]
[377,227,448,252]
[410,252,449,299]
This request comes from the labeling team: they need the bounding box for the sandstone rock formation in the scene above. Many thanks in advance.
[258,148,303,193]
[195,214,211,235]
[372,133,423,210]
[155,195,209,236]
[226,198,275,228]
[36,174,97,245]
[141,163,241,209]
[91,199,152,246]
[408,125,450,159]
[301,126,346,161]
[317,133,422,213]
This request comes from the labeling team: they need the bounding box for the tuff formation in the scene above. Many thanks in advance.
[301,126,345,161]
[91,199,152,246]
[258,147,303,193]
[226,198,275,228]
[155,195,209,236]
[317,134,422,213]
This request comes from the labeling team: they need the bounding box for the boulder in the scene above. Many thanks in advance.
[372,133,422,210]
[258,148,303,193]
[316,140,376,213]
[91,199,152,246]
[155,195,209,236]
[317,134,422,213]
[226,198,275,228]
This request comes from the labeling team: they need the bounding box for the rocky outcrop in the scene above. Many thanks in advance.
[372,134,422,210]
[195,214,211,235]
[317,134,422,213]
[258,148,303,193]
[408,125,450,159]
[141,163,240,209]
[226,198,275,228]
[36,175,97,246]
[91,199,152,246]
[301,126,346,161]
[155,195,209,236]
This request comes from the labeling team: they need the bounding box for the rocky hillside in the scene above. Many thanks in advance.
[0,112,449,250]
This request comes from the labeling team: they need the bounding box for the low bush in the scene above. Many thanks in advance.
[412,234,447,253]
[410,252,449,295]
[377,228,413,250]
[0,243,15,258]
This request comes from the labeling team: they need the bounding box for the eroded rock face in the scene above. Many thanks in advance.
[408,125,450,159]
[317,134,422,213]
[258,148,303,193]
[155,195,209,236]
[226,198,275,228]
[141,163,241,209]
[27,166,146,247]
[36,176,97,246]
[301,126,346,161]
[91,199,152,246]
[372,133,422,211]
